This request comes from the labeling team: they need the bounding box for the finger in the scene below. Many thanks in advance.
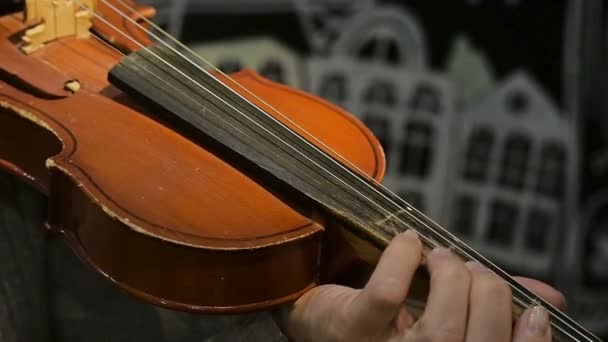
[349,230,422,332]
[464,262,512,342]
[514,277,566,310]
[512,306,551,342]
[411,248,470,341]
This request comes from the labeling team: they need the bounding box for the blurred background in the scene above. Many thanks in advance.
[145,0,608,335]
[0,0,607,341]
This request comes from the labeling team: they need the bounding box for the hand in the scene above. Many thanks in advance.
[276,230,566,342]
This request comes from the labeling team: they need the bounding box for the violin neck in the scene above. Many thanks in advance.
[108,44,602,342]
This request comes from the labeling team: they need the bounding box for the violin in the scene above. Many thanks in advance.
[0,1,602,341]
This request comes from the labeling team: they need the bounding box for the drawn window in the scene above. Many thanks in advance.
[356,34,402,65]
[407,82,442,115]
[463,128,494,182]
[486,199,518,247]
[363,81,396,107]
[524,208,551,254]
[536,142,565,199]
[319,73,347,103]
[399,121,433,178]
[217,59,242,74]
[362,114,391,153]
[356,37,378,61]
[499,134,531,190]
[259,60,285,84]
[386,39,401,65]
[506,90,530,115]
[312,13,325,30]
[452,195,477,237]
[398,191,424,213]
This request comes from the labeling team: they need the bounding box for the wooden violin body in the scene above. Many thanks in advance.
[3,3,604,341]
[0,6,386,313]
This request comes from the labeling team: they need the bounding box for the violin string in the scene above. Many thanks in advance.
[93,4,595,341]
[108,0,434,224]
[97,0,471,255]
[87,33,415,241]
[96,0,522,276]
[92,0,568,310]
[94,3,559,303]
[106,0,443,231]
[82,1,438,242]
[76,2,438,245]
[104,5,480,262]
[84,2,584,335]
[87,32,418,243]
[76,2,587,340]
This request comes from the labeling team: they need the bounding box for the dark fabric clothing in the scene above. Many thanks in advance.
[0,171,49,342]
[0,171,286,341]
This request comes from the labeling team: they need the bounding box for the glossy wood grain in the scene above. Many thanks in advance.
[0,11,385,313]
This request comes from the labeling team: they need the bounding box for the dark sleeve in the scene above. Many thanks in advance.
[0,172,50,342]
[0,171,287,342]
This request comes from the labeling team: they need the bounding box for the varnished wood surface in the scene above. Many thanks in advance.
[1,8,605,342]
[0,11,386,312]
[93,0,155,52]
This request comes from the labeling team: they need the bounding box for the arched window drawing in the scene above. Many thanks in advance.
[331,8,427,68]
[259,59,285,83]
[451,195,477,237]
[294,0,373,52]
[486,199,518,247]
[357,37,377,61]
[499,134,531,190]
[505,89,530,115]
[386,39,401,64]
[524,208,551,254]
[463,127,494,182]
[217,59,242,74]
[355,35,403,65]
[399,121,433,177]
[407,82,442,114]
[319,73,348,103]
[536,142,565,199]
[363,81,397,107]
[362,114,391,153]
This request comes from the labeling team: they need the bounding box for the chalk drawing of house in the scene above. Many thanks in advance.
[445,72,576,279]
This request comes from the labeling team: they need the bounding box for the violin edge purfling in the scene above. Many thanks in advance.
[0,1,604,341]
[0,7,388,315]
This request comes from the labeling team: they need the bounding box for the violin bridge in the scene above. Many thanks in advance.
[21,0,96,54]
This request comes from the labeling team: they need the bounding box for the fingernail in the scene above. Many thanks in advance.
[403,229,419,241]
[431,247,451,256]
[465,261,488,272]
[527,306,549,337]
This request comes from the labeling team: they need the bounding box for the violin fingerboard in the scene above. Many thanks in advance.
[108,45,603,342]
